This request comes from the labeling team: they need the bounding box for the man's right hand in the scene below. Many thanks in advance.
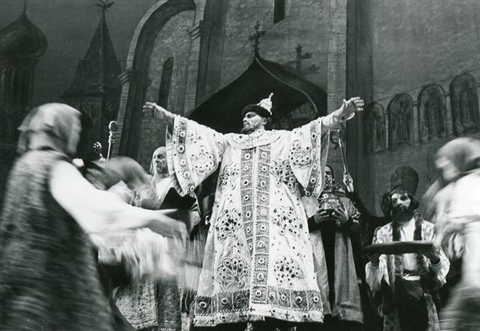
[314,210,331,224]
[143,102,175,123]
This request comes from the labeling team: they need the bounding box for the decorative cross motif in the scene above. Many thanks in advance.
[295,44,312,73]
[248,21,266,55]
[282,44,318,76]
[97,0,115,14]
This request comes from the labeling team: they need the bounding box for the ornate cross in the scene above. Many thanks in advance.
[248,21,266,55]
[295,44,312,73]
[282,44,318,76]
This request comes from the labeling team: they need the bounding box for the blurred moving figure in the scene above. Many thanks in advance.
[430,137,480,331]
[92,147,199,331]
[0,103,186,331]
[365,167,450,331]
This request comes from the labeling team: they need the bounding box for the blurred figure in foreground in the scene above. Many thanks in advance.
[365,167,449,331]
[0,103,187,331]
[110,147,199,331]
[430,137,480,331]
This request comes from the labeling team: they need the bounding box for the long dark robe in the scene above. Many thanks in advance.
[0,150,116,331]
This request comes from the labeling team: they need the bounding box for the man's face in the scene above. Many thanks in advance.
[153,150,167,175]
[391,192,411,211]
[241,111,266,134]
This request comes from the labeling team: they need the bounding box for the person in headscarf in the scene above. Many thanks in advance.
[430,137,480,331]
[0,103,187,331]
[365,166,450,331]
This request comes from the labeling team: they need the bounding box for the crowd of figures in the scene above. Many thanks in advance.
[0,95,479,331]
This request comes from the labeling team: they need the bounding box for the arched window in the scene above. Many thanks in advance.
[363,102,386,154]
[450,73,479,135]
[273,0,286,23]
[157,57,174,108]
[417,84,447,142]
[387,93,414,150]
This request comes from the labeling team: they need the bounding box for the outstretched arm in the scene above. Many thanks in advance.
[143,101,227,196]
[143,102,177,124]
[321,97,364,129]
[51,161,187,239]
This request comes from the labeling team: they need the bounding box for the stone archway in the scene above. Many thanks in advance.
[115,0,196,159]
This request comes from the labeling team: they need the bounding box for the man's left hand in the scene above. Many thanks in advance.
[337,97,364,121]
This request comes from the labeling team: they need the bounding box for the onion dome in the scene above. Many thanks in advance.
[0,9,47,58]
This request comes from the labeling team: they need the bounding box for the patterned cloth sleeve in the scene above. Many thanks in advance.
[166,116,227,196]
[289,117,331,200]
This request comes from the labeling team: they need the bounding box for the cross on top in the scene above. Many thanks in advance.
[295,44,312,73]
[97,0,115,14]
[248,21,266,55]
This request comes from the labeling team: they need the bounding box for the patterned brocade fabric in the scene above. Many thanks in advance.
[166,117,330,327]
[115,276,182,331]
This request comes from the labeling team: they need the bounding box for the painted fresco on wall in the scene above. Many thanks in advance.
[450,73,479,135]
[388,93,414,150]
[418,84,447,142]
[363,102,386,154]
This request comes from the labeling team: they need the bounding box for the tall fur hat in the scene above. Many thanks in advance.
[241,93,273,118]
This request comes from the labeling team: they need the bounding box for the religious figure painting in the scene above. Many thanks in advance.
[417,84,447,142]
[363,102,386,154]
[388,93,414,150]
[450,73,479,135]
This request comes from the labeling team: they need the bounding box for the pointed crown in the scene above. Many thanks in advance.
[257,93,273,115]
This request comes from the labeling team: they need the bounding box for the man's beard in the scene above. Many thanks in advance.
[391,205,414,223]
[241,125,254,134]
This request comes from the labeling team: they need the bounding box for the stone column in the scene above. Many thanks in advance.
[327,0,348,175]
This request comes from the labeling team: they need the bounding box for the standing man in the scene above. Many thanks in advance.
[143,94,363,330]
[307,165,364,331]
[365,167,450,331]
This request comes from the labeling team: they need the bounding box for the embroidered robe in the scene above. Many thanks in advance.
[309,195,364,324]
[365,219,450,331]
[166,116,333,327]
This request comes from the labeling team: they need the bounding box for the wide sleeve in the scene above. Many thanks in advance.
[365,227,390,292]
[288,116,331,199]
[50,161,159,235]
[166,116,226,196]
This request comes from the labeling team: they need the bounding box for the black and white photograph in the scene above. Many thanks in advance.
[0,1,479,330]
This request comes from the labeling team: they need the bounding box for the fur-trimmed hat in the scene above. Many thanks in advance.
[241,93,273,118]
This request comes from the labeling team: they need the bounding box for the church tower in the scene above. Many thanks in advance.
[0,3,47,206]
[62,0,121,160]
